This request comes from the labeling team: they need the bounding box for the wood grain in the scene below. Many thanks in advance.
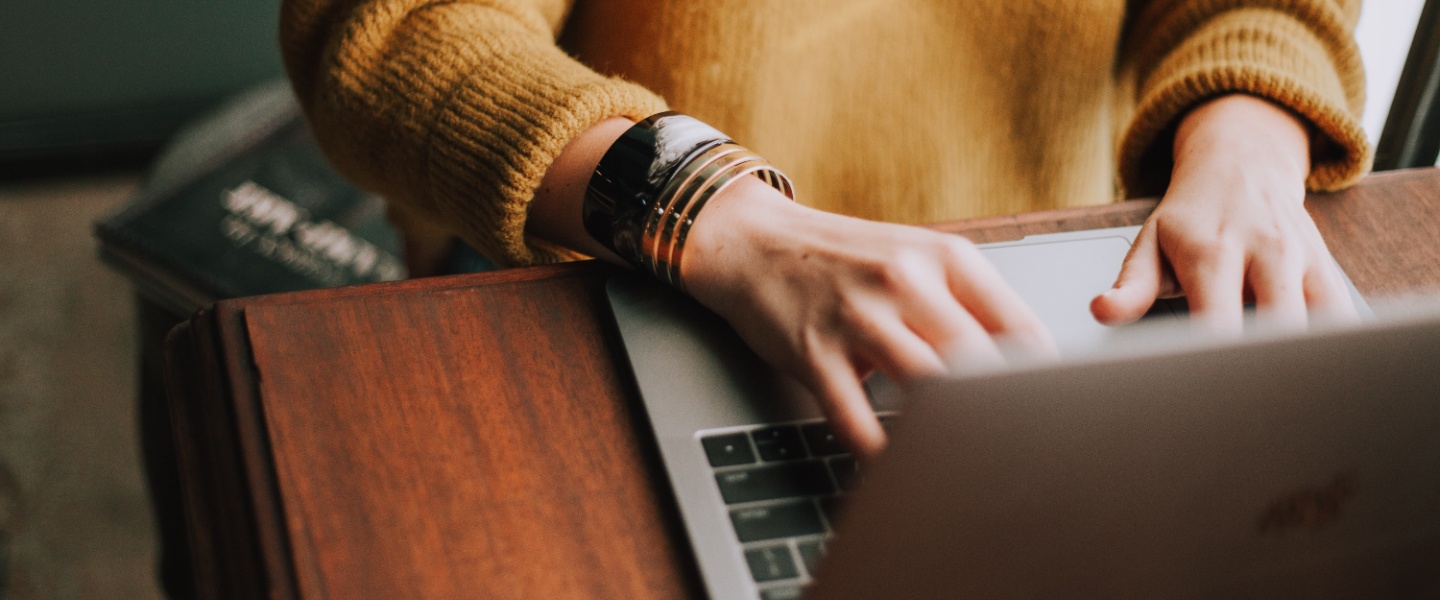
[1305,168,1440,297]
[166,168,1440,600]
[241,272,700,599]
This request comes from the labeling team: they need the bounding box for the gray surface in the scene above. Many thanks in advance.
[609,276,891,600]
[980,227,1138,353]
[0,173,162,599]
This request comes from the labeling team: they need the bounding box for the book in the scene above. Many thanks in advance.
[95,82,406,317]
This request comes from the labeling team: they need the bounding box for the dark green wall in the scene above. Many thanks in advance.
[0,0,285,161]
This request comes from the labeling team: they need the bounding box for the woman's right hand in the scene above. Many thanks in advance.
[682,175,1055,459]
[524,117,1053,459]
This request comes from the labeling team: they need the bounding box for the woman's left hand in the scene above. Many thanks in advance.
[1091,94,1358,332]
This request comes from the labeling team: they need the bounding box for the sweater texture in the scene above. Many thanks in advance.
[281,0,1370,267]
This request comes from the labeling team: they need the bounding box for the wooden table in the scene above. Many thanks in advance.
[165,168,1440,600]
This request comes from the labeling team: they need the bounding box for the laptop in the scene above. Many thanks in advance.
[605,226,1413,600]
[808,302,1440,599]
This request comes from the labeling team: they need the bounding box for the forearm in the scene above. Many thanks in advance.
[525,116,813,269]
[525,117,634,264]
[280,0,667,267]
[1118,0,1368,197]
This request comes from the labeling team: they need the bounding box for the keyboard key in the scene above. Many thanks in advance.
[796,539,825,575]
[744,544,799,582]
[760,584,806,598]
[829,456,860,491]
[751,426,806,461]
[800,422,846,456]
[715,461,834,504]
[701,432,756,467]
[730,501,826,542]
[761,586,805,600]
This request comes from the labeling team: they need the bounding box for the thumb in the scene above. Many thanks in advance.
[1092,224,1164,325]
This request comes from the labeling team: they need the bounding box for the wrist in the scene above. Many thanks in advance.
[680,174,810,296]
[581,112,795,290]
[528,117,635,263]
[1172,94,1311,185]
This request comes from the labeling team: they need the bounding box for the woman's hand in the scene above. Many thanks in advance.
[1091,94,1358,332]
[682,176,1055,459]
[527,116,1053,459]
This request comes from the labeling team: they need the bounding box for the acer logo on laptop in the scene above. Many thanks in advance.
[1258,471,1357,535]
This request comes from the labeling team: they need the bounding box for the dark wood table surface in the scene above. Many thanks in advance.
[165,168,1440,600]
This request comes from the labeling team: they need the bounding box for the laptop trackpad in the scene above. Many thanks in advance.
[980,235,1135,355]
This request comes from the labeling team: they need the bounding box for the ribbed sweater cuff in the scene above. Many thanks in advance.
[425,54,667,266]
[1119,8,1371,197]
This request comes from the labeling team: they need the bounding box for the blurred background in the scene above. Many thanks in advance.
[0,1,1432,598]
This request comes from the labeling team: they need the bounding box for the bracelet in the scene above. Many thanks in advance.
[582,112,795,291]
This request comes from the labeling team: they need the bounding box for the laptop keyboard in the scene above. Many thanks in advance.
[700,415,893,600]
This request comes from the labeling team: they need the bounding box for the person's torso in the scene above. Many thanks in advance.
[561,0,1134,224]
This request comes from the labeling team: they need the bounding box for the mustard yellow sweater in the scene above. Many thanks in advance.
[281,0,1371,267]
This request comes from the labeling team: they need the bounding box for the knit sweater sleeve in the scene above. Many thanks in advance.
[280,0,668,266]
[1118,0,1371,197]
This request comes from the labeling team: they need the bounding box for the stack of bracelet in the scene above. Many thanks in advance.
[583,112,795,291]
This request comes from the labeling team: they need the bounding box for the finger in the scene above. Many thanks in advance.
[1092,222,1164,325]
[943,331,1008,376]
[802,350,887,459]
[1304,260,1361,323]
[912,310,1007,376]
[939,241,1056,354]
[1247,253,1308,331]
[851,316,949,383]
[1174,244,1245,335]
[895,276,1009,369]
[938,320,1008,376]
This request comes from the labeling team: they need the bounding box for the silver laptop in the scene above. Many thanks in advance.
[808,303,1440,599]
[605,226,1407,600]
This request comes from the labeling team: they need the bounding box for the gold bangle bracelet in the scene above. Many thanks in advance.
[641,144,752,276]
[665,161,792,290]
[658,154,765,285]
[649,149,764,284]
[584,111,795,291]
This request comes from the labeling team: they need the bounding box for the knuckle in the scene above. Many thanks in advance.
[935,236,978,267]
[830,298,886,343]
[1177,236,1225,261]
[1250,228,1293,258]
[829,296,866,330]
[1165,233,1226,268]
[868,251,929,293]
